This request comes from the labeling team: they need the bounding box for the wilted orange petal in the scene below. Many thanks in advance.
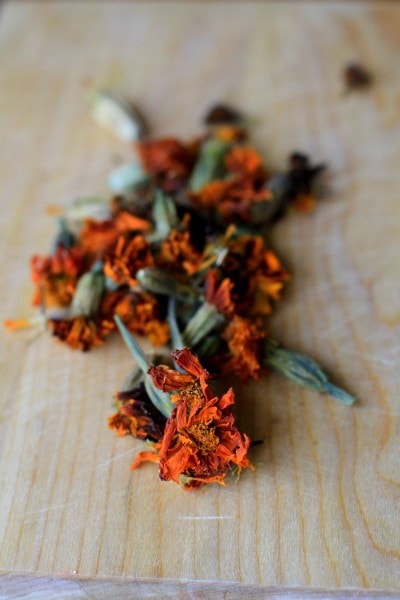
[130,450,159,470]
[173,347,208,378]
[114,210,151,232]
[148,364,194,392]
[4,318,33,330]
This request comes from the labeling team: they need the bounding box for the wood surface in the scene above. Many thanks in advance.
[0,2,400,598]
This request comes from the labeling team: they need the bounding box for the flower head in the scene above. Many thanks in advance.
[50,315,114,351]
[221,315,265,382]
[79,212,150,259]
[137,138,198,193]
[104,233,154,287]
[134,348,252,490]
[148,347,211,401]
[109,384,165,442]
[158,229,202,276]
[225,146,265,180]
[222,235,290,315]
[30,246,85,308]
[100,289,170,347]
[157,385,251,490]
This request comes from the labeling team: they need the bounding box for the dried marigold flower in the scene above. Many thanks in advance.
[30,246,85,308]
[100,289,170,347]
[158,229,202,276]
[108,383,165,442]
[148,347,209,399]
[225,146,265,180]
[221,235,290,315]
[137,138,198,193]
[191,180,231,210]
[79,219,124,257]
[79,212,151,259]
[221,315,265,382]
[249,250,291,316]
[190,145,270,223]
[133,348,252,490]
[50,315,114,351]
[157,390,251,490]
[104,233,154,287]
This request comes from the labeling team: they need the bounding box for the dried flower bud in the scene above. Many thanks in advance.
[189,139,232,192]
[344,63,373,92]
[108,163,150,193]
[183,302,225,347]
[149,189,179,242]
[262,338,356,405]
[70,268,105,318]
[89,91,147,141]
[136,267,198,301]
[204,103,244,126]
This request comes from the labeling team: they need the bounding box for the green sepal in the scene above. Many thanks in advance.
[262,338,356,405]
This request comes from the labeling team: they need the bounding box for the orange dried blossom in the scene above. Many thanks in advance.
[50,315,114,351]
[104,233,154,287]
[30,246,85,308]
[248,250,291,316]
[221,315,265,382]
[137,138,198,193]
[79,212,150,259]
[225,146,265,180]
[158,229,202,276]
[132,348,252,490]
[192,175,270,223]
[222,235,290,315]
[109,386,165,442]
[100,289,170,347]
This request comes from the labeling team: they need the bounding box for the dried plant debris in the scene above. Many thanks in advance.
[343,63,373,93]
[5,99,356,491]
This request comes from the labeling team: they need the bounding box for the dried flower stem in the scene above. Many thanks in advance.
[114,315,173,417]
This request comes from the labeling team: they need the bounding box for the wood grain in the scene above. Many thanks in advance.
[0,2,400,597]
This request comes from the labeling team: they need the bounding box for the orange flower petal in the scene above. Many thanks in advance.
[148,364,194,392]
[173,347,208,378]
[130,450,160,470]
[4,318,33,330]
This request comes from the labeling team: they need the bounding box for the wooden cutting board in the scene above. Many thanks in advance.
[1,2,399,598]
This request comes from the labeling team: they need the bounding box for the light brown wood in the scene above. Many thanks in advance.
[1,2,400,597]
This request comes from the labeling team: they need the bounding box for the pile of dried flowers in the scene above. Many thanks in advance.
[5,94,355,490]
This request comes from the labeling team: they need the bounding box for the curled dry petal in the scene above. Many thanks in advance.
[108,384,165,442]
[204,269,235,317]
[172,347,208,378]
[148,364,195,392]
